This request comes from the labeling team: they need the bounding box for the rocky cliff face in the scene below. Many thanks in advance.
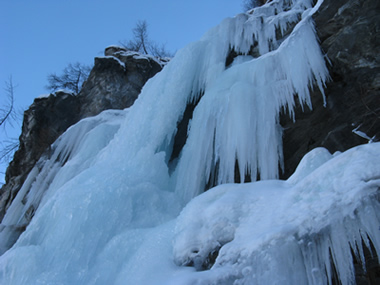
[0,92,80,220]
[0,47,166,220]
[281,0,380,178]
[282,0,380,283]
[79,46,166,118]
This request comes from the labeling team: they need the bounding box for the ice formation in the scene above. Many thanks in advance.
[0,0,378,284]
[173,143,380,284]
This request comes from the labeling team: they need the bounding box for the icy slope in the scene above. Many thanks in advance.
[2,143,377,285]
[0,110,128,254]
[1,0,376,284]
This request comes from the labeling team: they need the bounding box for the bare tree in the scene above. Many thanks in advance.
[46,62,91,94]
[0,76,17,128]
[0,77,20,167]
[133,20,149,54]
[0,138,18,166]
[121,20,173,58]
[243,0,268,11]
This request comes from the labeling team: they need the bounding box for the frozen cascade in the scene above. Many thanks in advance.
[0,110,127,255]
[0,0,378,284]
[173,0,328,201]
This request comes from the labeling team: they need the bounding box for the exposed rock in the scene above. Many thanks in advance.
[281,0,380,178]
[104,45,128,56]
[78,48,164,118]
[0,48,166,221]
[0,92,80,220]
[281,0,380,283]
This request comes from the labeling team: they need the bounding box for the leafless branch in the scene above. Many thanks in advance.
[0,76,18,128]
[46,62,91,94]
[120,20,173,58]
[0,138,18,164]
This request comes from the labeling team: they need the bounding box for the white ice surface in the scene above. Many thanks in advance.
[173,143,380,285]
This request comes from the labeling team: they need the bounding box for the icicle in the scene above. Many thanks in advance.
[174,0,329,202]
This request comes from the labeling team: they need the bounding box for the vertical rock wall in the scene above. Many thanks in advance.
[281,0,380,178]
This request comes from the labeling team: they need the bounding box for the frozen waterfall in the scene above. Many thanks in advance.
[0,0,379,284]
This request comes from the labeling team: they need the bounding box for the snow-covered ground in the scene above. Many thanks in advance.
[0,1,378,284]
[173,144,380,284]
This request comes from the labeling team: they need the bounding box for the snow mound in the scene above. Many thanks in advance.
[173,143,380,284]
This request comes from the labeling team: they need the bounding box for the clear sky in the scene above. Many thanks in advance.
[0,0,243,181]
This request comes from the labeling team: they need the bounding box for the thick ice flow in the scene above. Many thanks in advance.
[0,110,127,254]
[173,0,329,201]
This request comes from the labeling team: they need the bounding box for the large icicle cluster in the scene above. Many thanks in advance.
[172,0,328,201]
[1,0,377,285]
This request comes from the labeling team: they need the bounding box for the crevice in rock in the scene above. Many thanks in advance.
[234,159,253,184]
[328,247,342,285]
[225,43,260,69]
[184,246,221,271]
[353,237,380,285]
[169,94,203,164]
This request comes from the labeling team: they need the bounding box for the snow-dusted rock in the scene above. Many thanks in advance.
[77,48,164,118]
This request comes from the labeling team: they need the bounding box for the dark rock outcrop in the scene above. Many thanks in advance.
[281,0,380,283]
[281,0,380,178]
[78,46,166,118]
[0,47,166,221]
[0,92,80,220]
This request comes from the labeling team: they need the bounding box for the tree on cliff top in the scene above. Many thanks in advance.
[46,62,91,95]
[120,20,173,58]
[0,77,20,167]
[0,77,17,129]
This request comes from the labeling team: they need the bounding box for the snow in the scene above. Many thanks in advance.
[36,89,76,99]
[173,143,380,284]
[36,93,51,99]
[131,53,170,66]
[105,48,171,67]
[0,0,378,284]
[96,55,126,69]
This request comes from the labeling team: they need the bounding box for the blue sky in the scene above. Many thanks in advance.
[0,0,243,180]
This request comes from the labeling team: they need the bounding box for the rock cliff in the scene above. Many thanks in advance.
[281,0,380,178]
[0,92,80,220]
[0,47,166,220]
[282,1,380,282]
[79,46,166,118]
